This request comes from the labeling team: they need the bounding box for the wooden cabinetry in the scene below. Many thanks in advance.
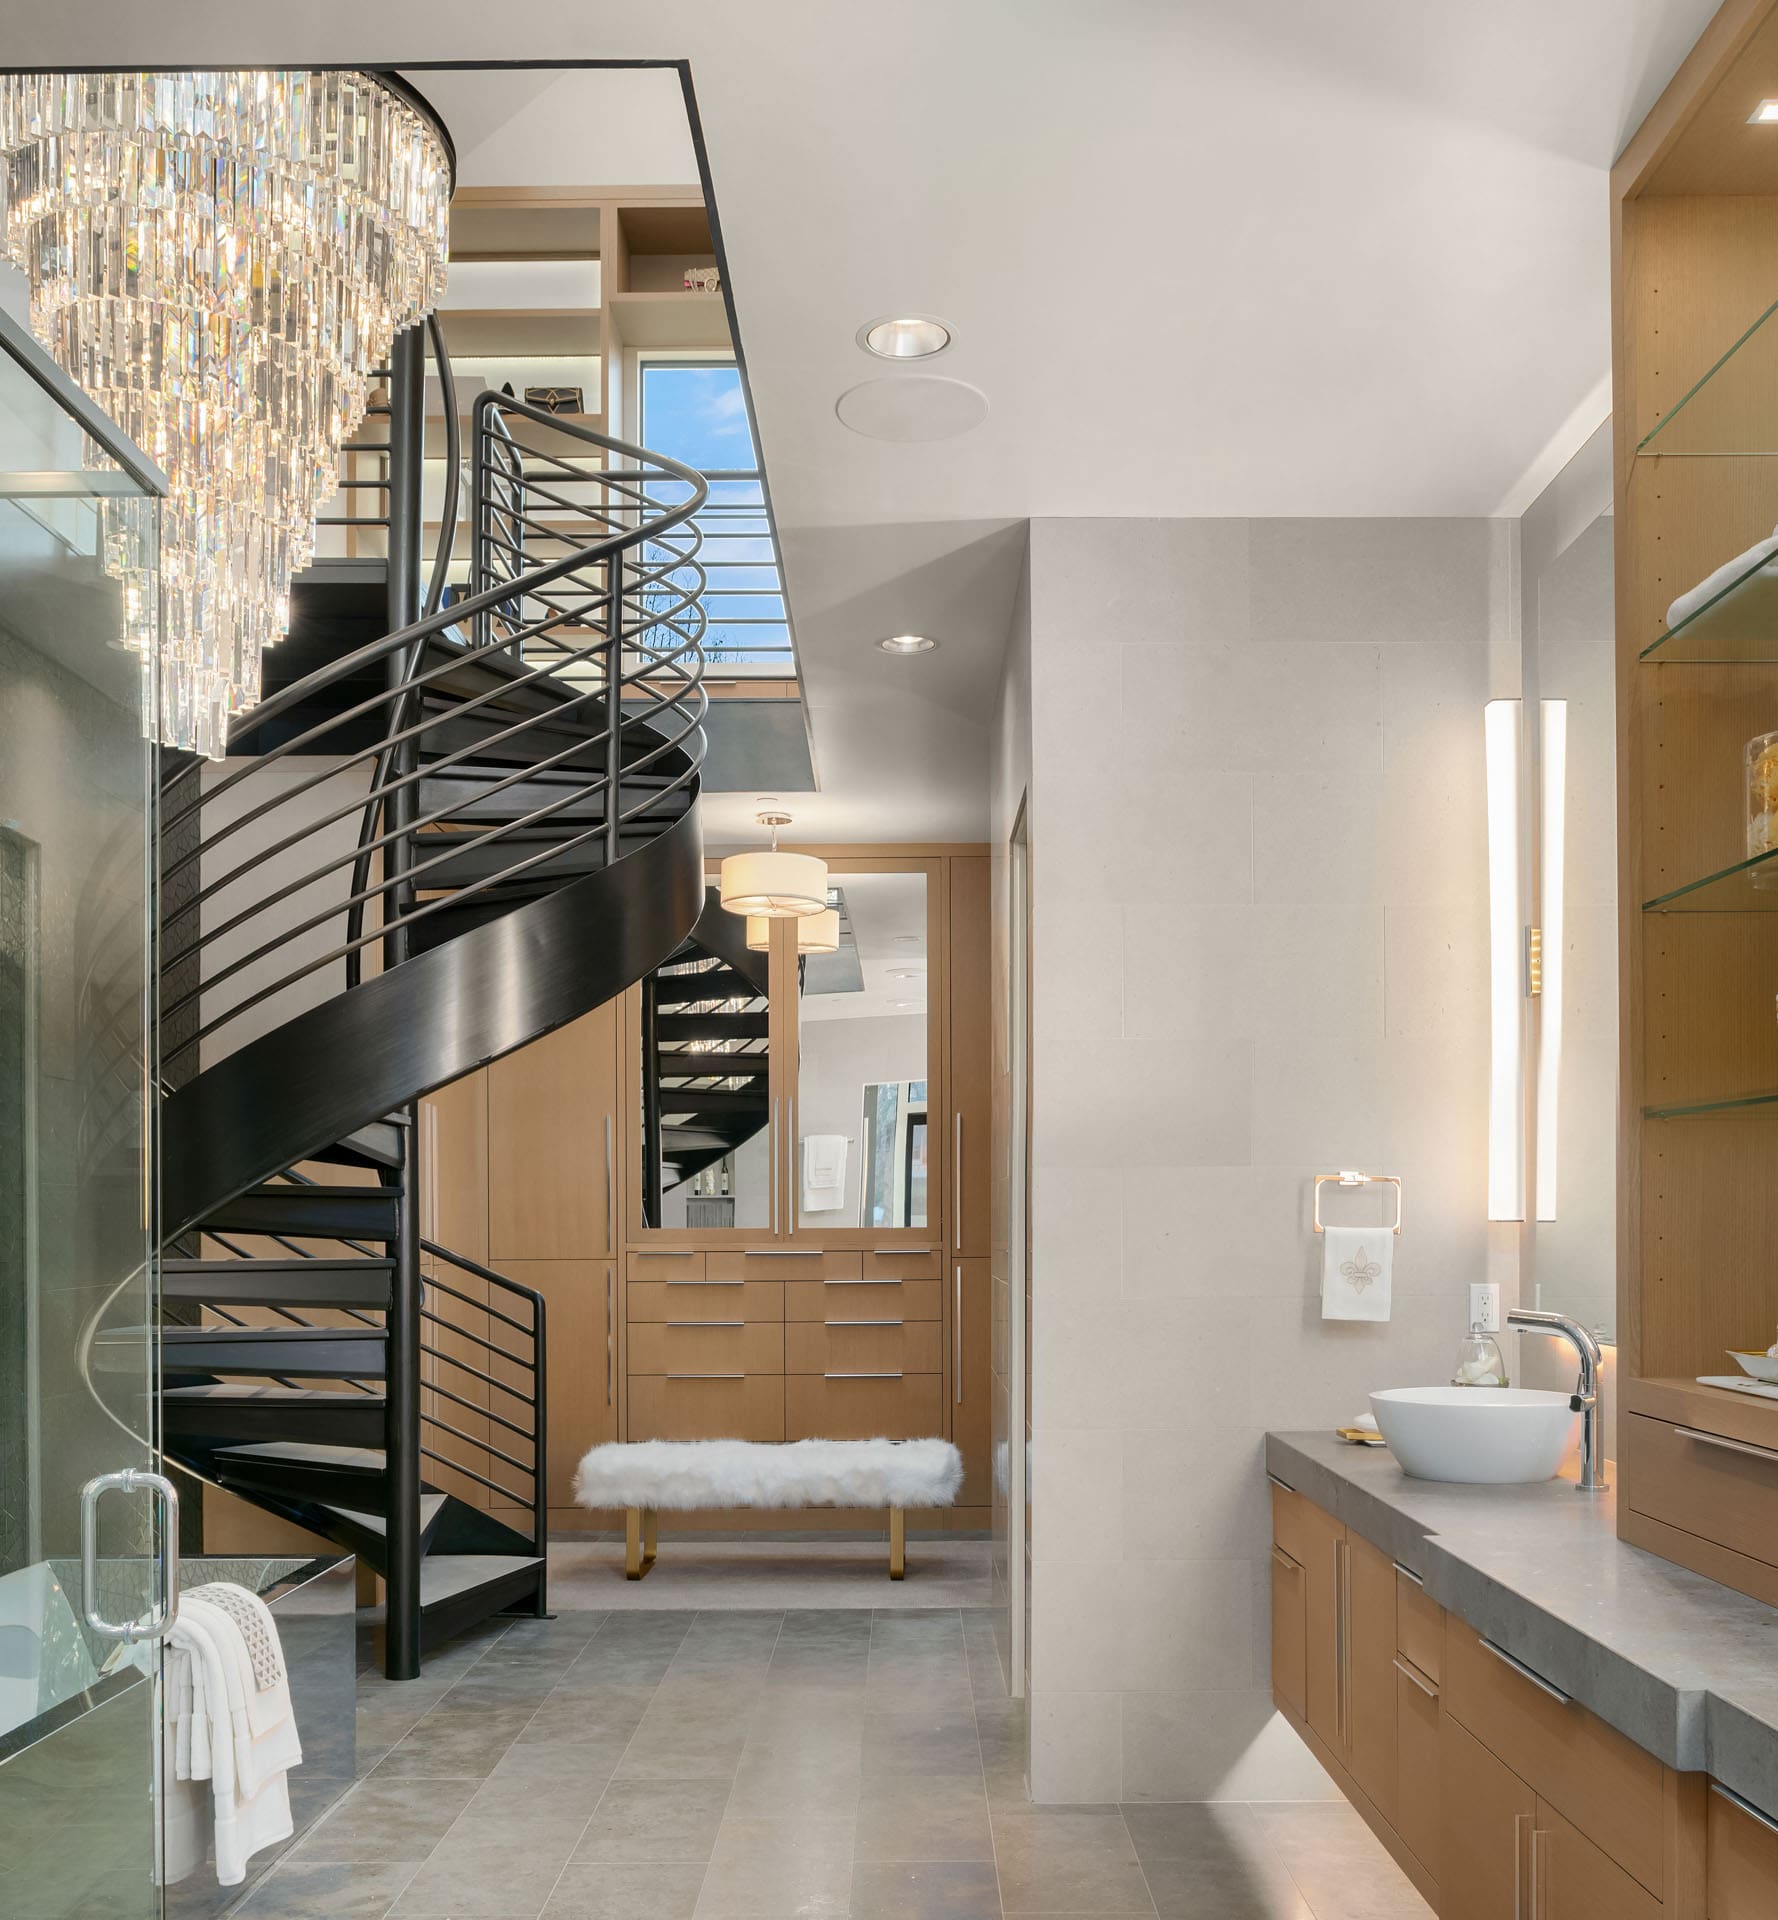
[1269,1475,1729,1916]
[1612,0,1778,1610]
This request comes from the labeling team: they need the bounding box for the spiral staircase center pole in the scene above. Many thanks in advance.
[383,325,428,1680]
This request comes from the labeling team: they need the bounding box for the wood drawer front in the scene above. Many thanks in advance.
[1623,1410,1778,1570]
[628,1373,784,1442]
[709,1249,862,1283]
[1444,1618,1663,1896]
[627,1321,784,1375]
[1536,1797,1661,1920]
[1396,1566,1444,1684]
[861,1246,942,1280]
[1395,1655,1440,1885]
[1269,1478,1319,1568]
[1708,1783,1778,1917]
[625,1250,706,1282]
[628,1279,784,1323]
[786,1278,942,1322]
[786,1320,942,1376]
[786,1373,944,1444]
[1269,1539,1307,1721]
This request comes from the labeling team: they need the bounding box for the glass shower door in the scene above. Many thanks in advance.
[0,305,169,1918]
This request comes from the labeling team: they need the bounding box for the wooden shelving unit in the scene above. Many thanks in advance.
[1614,0,1778,1608]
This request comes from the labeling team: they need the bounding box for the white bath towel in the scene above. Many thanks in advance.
[802,1133,848,1211]
[1320,1226,1393,1323]
[1666,527,1778,632]
[168,1591,300,1885]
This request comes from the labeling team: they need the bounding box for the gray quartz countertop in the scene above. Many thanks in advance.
[1267,1431,1778,1815]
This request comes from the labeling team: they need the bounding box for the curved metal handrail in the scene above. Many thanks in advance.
[159,390,710,1079]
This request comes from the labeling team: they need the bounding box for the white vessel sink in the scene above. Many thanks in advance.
[1369,1386,1578,1484]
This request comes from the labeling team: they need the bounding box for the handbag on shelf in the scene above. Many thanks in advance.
[523,386,584,415]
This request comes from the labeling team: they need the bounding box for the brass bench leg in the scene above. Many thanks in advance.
[626,1507,658,1580]
[889,1506,906,1580]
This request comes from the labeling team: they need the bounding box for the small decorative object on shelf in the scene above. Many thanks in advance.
[523,386,584,415]
[683,266,722,293]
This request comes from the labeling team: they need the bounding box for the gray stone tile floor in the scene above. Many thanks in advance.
[224,1608,1430,1919]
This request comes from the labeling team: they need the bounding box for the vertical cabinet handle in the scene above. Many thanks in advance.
[1513,1813,1529,1920]
[768,1098,778,1237]
[954,1111,963,1251]
[1529,1825,1542,1920]
[955,1263,963,1404]
[81,1469,180,1643]
[603,1114,614,1258]
[606,1267,614,1409]
[1334,1537,1352,1749]
[787,1096,796,1238]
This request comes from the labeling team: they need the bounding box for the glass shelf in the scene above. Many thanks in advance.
[1643,843,1778,910]
[1645,1088,1778,1120]
[1638,294,1778,456]
[1641,544,1778,661]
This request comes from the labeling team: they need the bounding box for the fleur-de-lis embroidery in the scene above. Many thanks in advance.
[1340,1245,1382,1294]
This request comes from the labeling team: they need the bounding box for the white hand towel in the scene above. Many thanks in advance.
[802,1133,848,1211]
[1321,1226,1393,1323]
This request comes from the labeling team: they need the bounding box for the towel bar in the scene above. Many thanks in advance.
[1313,1170,1402,1235]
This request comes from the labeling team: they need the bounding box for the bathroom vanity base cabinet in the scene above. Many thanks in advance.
[1708,1781,1778,1918]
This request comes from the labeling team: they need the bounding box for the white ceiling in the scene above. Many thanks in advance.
[8,2,1723,839]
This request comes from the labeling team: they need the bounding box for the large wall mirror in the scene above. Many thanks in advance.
[635,885,773,1232]
[795,869,929,1231]
[1524,422,1616,1343]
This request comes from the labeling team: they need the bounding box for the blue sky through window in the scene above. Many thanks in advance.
[639,362,791,670]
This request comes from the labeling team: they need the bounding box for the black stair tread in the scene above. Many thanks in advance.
[656,1088,770,1115]
[200,1185,403,1239]
[655,1013,769,1042]
[421,1555,545,1610]
[166,1384,385,1404]
[165,1256,394,1274]
[158,1325,385,1344]
[307,1119,408,1171]
[323,1493,448,1536]
[162,1258,394,1310]
[211,1441,386,1470]
[653,974,766,1008]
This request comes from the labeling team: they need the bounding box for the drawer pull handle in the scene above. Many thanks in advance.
[667,1320,744,1328]
[1393,1561,1425,1587]
[1710,1781,1778,1836]
[744,1248,825,1257]
[1676,1424,1778,1466]
[826,1318,903,1328]
[1480,1637,1570,1706]
[664,1279,745,1287]
[1269,1544,1301,1574]
[1392,1654,1438,1699]
[870,1247,934,1256]
[825,1371,903,1380]
[824,1276,903,1287]
[1266,1472,1293,1493]
[667,1372,745,1380]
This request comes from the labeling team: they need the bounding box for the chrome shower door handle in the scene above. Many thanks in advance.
[81,1468,181,1644]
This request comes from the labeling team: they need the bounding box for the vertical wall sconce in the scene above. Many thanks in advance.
[1485,701,1527,1222]
[1485,697,1569,1225]
[1535,700,1567,1223]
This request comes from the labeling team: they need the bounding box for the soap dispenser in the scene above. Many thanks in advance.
[1452,1323,1509,1388]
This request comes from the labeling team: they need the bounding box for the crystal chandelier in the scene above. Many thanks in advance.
[0,70,452,757]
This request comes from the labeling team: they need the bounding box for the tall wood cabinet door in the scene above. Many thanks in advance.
[948,856,990,1258]
[1347,1531,1399,1822]
[1533,1799,1661,1920]
[1709,1784,1778,1918]
[1293,1500,1344,1750]
[953,1257,992,1504]
[488,1002,618,1261]
[1440,1714,1534,1920]
[494,1259,613,1527]
[1269,1540,1308,1720]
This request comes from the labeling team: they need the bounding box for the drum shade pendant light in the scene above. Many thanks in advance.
[0,70,453,756]
[747,908,840,954]
[720,808,828,919]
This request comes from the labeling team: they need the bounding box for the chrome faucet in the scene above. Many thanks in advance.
[1507,1309,1607,1492]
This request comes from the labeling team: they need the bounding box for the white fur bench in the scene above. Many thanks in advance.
[572,1437,963,1580]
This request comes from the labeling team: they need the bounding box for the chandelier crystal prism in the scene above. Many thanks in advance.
[0,70,452,757]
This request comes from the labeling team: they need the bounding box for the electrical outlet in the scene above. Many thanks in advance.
[1470,1282,1502,1334]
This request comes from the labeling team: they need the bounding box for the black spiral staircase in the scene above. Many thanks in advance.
[141,325,709,1677]
[641,888,772,1225]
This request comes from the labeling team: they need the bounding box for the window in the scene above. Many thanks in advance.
[637,360,792,671]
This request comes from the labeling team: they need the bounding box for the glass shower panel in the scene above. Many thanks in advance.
[0,313,164,1920]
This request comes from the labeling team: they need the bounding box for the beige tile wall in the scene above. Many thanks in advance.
[1009,516,1517,1801]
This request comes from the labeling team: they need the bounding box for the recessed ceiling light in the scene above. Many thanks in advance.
[889,1000,919,1011]
[890,934,920,946]
[859,315,952,359]
[1750,99,1778,122]
[878,633,936,655]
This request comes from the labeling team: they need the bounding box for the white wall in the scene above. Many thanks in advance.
[1013,516,1514,1802]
